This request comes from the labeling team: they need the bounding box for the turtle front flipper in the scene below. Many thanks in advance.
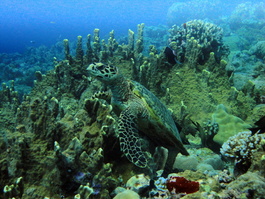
[118,107,148,168]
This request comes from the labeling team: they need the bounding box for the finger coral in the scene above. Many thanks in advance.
[220,130,265,176]
[168,20,229,66]
[220,131,265,164]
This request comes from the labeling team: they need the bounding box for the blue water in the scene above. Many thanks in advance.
[0,0,263,53]
[0,0,176,53]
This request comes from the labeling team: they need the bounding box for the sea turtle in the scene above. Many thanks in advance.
[87,62,188,175]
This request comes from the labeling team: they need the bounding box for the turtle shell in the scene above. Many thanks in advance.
[130,81,188,155]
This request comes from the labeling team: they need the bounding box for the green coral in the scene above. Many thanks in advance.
[212,104,251,145]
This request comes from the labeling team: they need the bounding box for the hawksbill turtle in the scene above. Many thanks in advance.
[87,62,188,175]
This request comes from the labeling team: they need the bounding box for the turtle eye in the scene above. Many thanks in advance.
[97,64,105,70]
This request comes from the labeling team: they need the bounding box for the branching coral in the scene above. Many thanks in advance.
[221,131,264,163]
[168,20,229,66]
[221,130,265,175]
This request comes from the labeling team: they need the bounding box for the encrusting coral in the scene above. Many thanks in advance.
[211,104,251,145]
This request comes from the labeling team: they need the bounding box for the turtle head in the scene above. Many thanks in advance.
[87,62,119,82]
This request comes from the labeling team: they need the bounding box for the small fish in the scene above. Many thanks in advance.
[164,47,181,65]
[30,41,35,44]
[249,116,265,135]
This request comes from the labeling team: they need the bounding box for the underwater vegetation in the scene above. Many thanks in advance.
[0,18,265,199]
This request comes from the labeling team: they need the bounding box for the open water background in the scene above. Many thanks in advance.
[0,0,260,53]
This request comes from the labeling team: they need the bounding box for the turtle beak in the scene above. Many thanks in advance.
[86,63,97,81]
[86,63,95,72]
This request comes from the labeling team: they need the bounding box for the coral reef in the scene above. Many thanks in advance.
[168,20,229,65]
[113,172,201,198]
[220,171,265,198]
[224,38,265,96]
[226,49,265,93]
[0,71,120,198]
[250,41,265,60]
[144,25,168,52]
[0,43,64,97]
[0,22,264,198]
[228,2,265,50]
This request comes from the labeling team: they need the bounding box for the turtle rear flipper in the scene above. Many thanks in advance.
[118,107,148,168]
[162,146,181,177]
